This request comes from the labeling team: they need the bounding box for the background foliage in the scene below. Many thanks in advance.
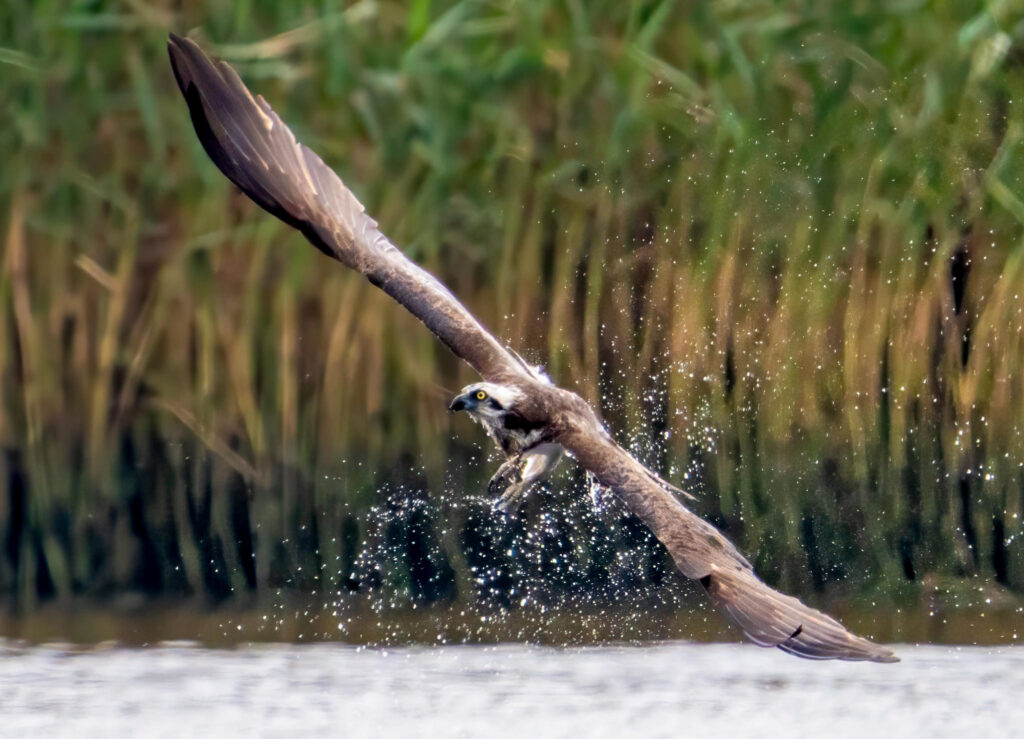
[2,0,1024,623]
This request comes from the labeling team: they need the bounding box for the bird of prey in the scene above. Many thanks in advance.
[167,34,898,663]
[448,380,565,514]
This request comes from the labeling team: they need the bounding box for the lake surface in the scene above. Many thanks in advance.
[1,641,1019,738]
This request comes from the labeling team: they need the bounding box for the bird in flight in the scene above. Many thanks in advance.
[167,34,898,663]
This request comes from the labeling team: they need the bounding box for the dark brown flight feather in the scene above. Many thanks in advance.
[167,34,898,663]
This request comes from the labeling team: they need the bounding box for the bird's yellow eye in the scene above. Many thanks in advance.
[475,390,487,400]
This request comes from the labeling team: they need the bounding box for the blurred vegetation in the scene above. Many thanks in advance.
[1,0,1024,620]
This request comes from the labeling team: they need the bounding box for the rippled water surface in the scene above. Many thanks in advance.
[1,641,1019,737]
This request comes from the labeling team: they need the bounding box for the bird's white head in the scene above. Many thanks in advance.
[448,382,522,420]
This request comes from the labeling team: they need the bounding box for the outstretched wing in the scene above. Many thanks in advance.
[168,35,897,663]
[167,34,530,384]
[559,424,898,662]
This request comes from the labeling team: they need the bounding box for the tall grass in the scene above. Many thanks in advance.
[1,0,1023,610]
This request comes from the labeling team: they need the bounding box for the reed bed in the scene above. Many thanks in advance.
[0,0,1022,611]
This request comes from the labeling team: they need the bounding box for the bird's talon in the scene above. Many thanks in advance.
[492,486,525,515]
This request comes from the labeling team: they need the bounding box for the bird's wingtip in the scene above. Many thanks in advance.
[166,34,194,97]
[167,32,188,55]
[166,33,205,72]
[872,648,900,664]
[844,640,899,663]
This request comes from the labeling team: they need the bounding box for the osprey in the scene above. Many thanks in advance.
[448,380,564,513]
[167,35,898,663]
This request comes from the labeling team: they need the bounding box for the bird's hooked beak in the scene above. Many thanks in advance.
[448,394,469,413]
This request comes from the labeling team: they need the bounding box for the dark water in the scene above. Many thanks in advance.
[1,641,1019,737]
[1,597,1021,648]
